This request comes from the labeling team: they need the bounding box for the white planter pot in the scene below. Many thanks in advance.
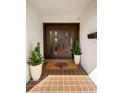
[30,64,42,81]
[74,55,81,65]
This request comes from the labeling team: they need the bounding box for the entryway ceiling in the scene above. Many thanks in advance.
[28,0,92,16]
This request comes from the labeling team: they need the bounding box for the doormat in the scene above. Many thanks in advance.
[44,60,78,70]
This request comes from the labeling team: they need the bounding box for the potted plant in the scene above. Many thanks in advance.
[28,42,44,81]
[72,40,82,65]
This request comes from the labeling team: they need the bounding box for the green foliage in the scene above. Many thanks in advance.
[28,42,44,66]
[72,40,82,55]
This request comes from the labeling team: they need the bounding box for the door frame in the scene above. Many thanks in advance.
[43,23,80,59]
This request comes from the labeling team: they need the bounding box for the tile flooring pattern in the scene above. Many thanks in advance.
[27,61,96,93]
[27,68,87,91]
[42,68,87,75]
[27,75,96,93]
[27,64,87,92]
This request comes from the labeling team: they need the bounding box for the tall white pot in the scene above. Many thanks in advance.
[30,64,42,81]
[74,55,81,65]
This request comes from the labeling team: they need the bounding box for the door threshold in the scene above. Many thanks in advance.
[46,59,73,62]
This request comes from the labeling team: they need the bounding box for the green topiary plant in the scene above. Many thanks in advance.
[72,40,82,55]
[28,42,44,66]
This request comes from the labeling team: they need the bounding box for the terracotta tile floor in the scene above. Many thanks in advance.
[27,60,96,93]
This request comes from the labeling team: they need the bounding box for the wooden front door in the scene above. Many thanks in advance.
[44,23,79,59]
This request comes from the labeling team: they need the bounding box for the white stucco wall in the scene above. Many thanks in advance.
[89,67,97,85]
[80,0,97,84]
[26,1,43,83]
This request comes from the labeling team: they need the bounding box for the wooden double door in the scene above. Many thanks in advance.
[44,23,79,59]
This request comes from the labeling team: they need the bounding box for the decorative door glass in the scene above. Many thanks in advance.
[44,24,79,59]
